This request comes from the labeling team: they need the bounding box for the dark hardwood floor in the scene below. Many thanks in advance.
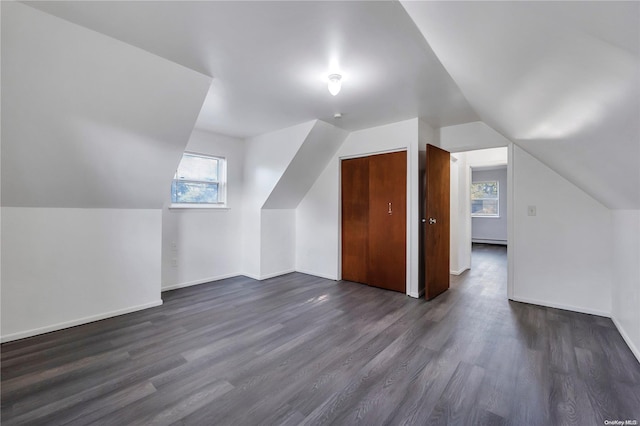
[2,244,639,425]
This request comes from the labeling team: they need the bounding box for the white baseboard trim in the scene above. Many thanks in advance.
[408,291,420,299]
[241,272,260,280]
[244,269,336,281]
[450,266,470,275]
[472,239,507,246]
[241,270,296,281]
[0,300,163,343]
[259,269,296,280]
[295,269,338,281]
[612,316,640,364]
[162,272,241,291]
[509,295,610,318]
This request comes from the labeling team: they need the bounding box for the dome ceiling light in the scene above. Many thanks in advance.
[328,73,342,96]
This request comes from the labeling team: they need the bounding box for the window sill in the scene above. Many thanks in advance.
[471,215,500,219]
[169,204,229,210]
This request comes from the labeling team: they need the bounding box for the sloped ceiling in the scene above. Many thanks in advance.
[1,2,211,208]
[263,120,348,209]
[401,1,640,209]
[24,1,478,138]
[12,1,639,210]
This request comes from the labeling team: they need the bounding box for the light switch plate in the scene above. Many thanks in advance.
[527,205,537,216]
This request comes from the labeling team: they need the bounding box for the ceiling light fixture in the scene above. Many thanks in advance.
[328,74,342,96]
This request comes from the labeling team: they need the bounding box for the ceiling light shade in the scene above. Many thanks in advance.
[328,74,342,96]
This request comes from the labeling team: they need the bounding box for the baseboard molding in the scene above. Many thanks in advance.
[450,266,470,275]
[162,272,241,291]
[1,300,163,343]
[295,269,338,281]
[408,291,420,299]
[241,270,297,281]
[472,239,508,246]
[612,316,640,364]
[259,269,296,280]
[241,272,260,280]
[509,295,610,318]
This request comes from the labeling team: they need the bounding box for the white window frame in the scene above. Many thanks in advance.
[471,180,499,218]
[170,152,228,209]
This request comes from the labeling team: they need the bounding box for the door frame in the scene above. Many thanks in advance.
[337,148,412,296]
[449,143,513,300]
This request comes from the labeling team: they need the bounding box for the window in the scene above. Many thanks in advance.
[171,152,226,206]
[471,181,499,217]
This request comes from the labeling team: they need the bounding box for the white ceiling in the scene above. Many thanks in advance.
[20,1,640,209]
[2,2,211,208]
[401,1,640,209]
[25,1,478,138]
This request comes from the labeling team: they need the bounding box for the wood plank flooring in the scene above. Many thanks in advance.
[2,244,639,425]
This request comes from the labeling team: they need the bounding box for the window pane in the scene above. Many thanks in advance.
[171,181,219,203]
[175,154,218,182]
[471,182,498,200]
[472,199,498,216]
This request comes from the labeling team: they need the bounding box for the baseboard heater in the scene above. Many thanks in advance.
[471,239,507,245]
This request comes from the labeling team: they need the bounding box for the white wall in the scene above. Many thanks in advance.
[611,210,640,362]
[449,153,471,275]
[242,121,315,279]
[465,147,508,166]
[161,130,245,290]
[442,123,614,318]
[295,159,341,281]
[0,2,209,342]
[471,167,508,244]
[261,209,297,279]
[511,145,612,316]
[1,208,162,342]
[296,119,421,296]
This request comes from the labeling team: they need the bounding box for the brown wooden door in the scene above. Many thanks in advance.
[368,151,406,292]
[341,151,406,293]
[425,144,450,300]
[341,157,369,284]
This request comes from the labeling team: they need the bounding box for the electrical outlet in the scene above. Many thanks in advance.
[171,241,178,251]
[527,205,537,216]
[171,258,178,267]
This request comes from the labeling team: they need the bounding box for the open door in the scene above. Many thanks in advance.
[425,144,450,300]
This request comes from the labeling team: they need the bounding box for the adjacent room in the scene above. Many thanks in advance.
[2,1,639,424]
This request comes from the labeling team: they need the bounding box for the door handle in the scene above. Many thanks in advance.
[388,202,392,215]
[429,218,437,225]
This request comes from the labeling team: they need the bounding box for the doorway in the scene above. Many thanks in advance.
[449,146,511,298]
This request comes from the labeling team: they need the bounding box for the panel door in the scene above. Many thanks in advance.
[341,157,370,284]
[368,151,407,292]
[425,144,450,300]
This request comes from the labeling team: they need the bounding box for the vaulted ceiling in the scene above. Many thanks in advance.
[16,1,640,209]
[2,2,211,208]
[26,0,478,137]
[401,1,640,209]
